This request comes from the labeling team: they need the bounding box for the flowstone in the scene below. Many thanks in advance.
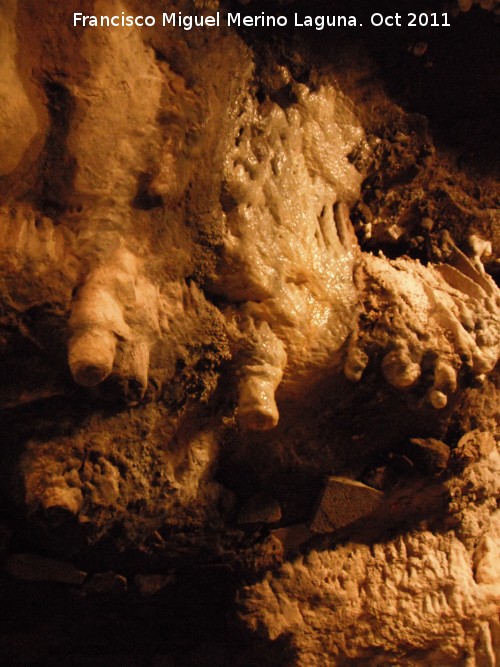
[0,1,498,664]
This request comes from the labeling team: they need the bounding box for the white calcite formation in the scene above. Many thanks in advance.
[346,237,500,409]
[0,0,42,176]
[214,69,499,429]
[216,78,365,429]
[0,0,237,406]
[2,1,497,425]
[239,449,500,666]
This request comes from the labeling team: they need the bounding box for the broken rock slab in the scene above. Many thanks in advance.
[4,552,87,585]
[408,437,451,475]
[310,477,383,534]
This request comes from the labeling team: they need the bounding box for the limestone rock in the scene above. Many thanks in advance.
[454,430,496,467]
[216,78,365,429]
[0,1,498,664]
[0,0,42,176]
[408,437,451,475]
[310,477,383,534]
[346,243,500,410]
[239,451,500,665]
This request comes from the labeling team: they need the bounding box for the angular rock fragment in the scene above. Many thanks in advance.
[310,477,383,534]
[408,438,451,475]
[454,430,496,468]
[4,553,86,585]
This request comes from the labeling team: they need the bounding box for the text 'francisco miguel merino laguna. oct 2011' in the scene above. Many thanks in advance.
[72,11,452,30]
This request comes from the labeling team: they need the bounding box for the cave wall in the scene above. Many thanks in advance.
[0,1,499,664]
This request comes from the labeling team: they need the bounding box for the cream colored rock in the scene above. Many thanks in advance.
[58,3,170,398]
[3,0,495,427]
[239,454,500,665]
[346,236,500,408]
[0,205,78,310]
[66,0,163,204]
[215,77,364,428]
[455,430,496,467]
[233,319,287,430]
[474,511,500,586]
[0,6,498,664]
[216,66,499,428]
[1,0,232,518]
[0,0,40,176]
[68,247,161,400]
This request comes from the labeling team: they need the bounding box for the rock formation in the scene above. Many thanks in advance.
[0,0,498,664]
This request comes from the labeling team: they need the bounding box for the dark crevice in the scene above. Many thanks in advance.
[38,80,77,216]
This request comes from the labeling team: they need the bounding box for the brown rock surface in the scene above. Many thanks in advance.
[0,1,498,664]
[310,476,383,534]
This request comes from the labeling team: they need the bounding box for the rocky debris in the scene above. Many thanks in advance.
[347,239,500,409]
[238,535,285,576]
[40,484,83,524]
[310,477,383,534]
[473,511,500,585]
[237,452,500,663]
[370,221,405,245]
[4,553,86,585]
[407,438,451,475]
[237,493,282,525]
[83,571,127,595]
[134,573,175,597]
[453,430,496,468]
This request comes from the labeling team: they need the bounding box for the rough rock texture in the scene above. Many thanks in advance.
[239,450,500,666]
[309,476,383,533]
[0,0,499,664]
